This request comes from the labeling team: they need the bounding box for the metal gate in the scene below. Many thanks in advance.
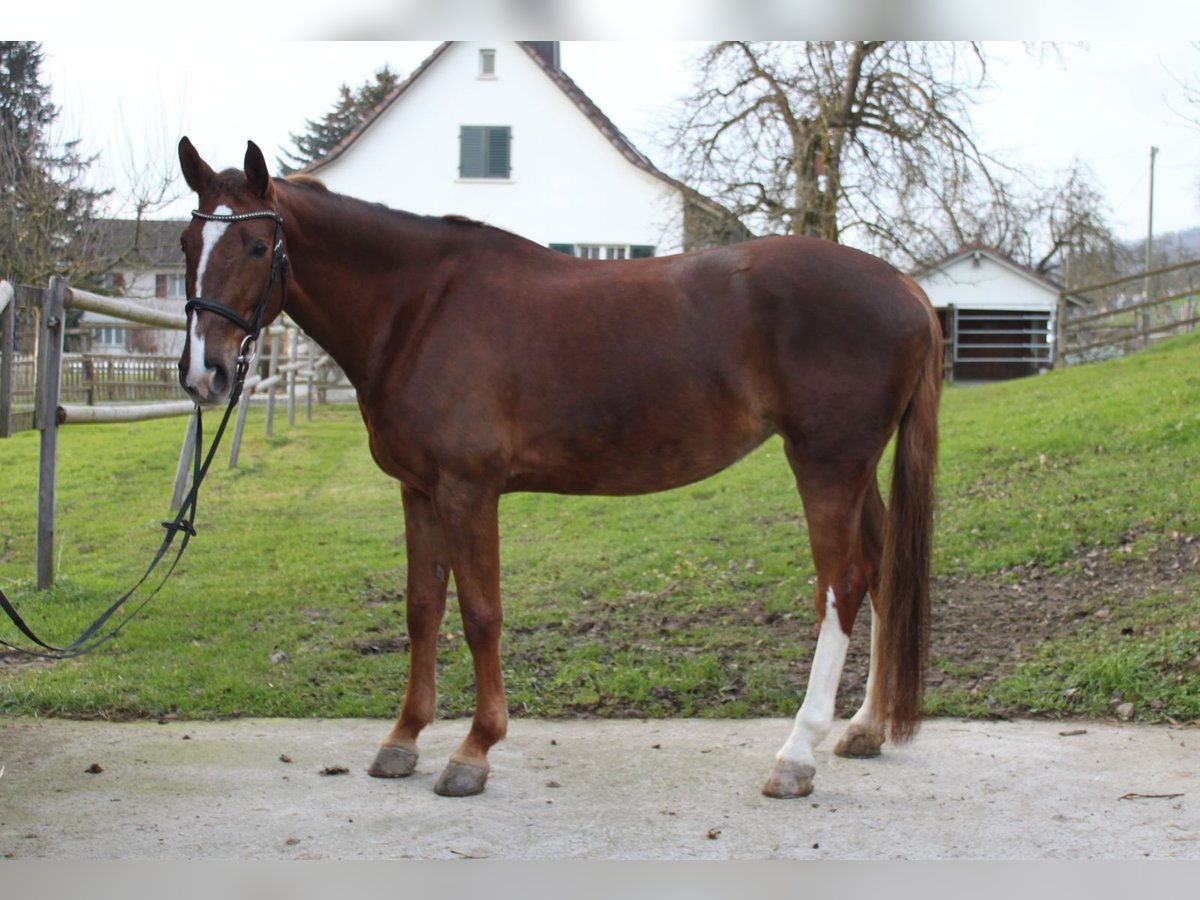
[941,305,1053,381]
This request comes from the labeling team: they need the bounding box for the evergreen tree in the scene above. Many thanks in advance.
[277,65,400,174]
[0,41,108,287]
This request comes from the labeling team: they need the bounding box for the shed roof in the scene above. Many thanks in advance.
[912,245,1064,293]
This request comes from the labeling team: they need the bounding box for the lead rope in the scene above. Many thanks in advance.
[0,350,252,659]
[0,206,286,660]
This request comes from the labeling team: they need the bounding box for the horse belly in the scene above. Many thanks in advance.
[507,386,775,496]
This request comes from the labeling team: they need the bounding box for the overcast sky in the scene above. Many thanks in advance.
[34,38,1200,245]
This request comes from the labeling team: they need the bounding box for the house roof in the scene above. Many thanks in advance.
[87,218,187,269]
[303,42,699,202]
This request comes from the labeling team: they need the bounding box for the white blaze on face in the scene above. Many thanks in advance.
[185,205,233,395]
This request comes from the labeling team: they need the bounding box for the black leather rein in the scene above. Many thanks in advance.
[0,208,288,660]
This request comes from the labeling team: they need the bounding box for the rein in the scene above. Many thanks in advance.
[0,208,288,660]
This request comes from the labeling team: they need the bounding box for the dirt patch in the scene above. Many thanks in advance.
[850,537,1200,716]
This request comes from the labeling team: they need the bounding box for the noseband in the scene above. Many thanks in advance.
[185,208,290,368]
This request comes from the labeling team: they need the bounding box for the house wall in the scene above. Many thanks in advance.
[313,42,685,255]
[918,254,1059,313]
[80,266,186,355]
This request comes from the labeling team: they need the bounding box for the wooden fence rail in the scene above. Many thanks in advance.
[0,276,345,589]
[1058,258,1200,366]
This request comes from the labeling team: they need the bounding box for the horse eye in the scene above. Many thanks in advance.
[252,241,268,258]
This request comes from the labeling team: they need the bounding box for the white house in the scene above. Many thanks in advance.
[914,246,1074,381]
[303,41,744,258]
[85,219,188,356]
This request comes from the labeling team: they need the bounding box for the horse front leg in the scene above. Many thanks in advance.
[431,480,507,797]
[369,484,450,779]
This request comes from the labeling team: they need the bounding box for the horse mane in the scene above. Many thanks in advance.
[441,214,486,228]
[282,173,329,191]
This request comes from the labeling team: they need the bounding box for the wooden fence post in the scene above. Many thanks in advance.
[265,324,280,437]
[1054,292,1066,369]
[171,412,199,511]
[36,276,67,590]
[228,374,261,469]
[305,335,315,422]
[286,325,298,428]
[1,280,14,439]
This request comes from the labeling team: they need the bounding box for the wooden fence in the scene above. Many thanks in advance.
[1058,258,1200,365]
[0,276,346,589]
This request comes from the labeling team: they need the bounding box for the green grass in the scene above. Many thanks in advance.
[936,333,1199,572]
[1,331,1198,722]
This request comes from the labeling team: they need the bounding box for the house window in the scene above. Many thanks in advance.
[479,49,496,77]
[460,126,511,179]
[156,273,185,298]
[94,326,129,350]
[549,244,656,260]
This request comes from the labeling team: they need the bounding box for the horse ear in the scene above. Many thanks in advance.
[244,141,273,199]
[178,136,215,194]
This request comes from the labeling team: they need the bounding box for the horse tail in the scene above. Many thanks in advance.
[872,292,941,743]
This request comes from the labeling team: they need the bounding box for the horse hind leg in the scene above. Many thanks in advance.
[833,482,887,760]
[763,468,873,799]
[369,485,450,779]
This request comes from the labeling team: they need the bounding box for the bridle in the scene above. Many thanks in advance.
[0,207,290,659]
[185,207,290,375]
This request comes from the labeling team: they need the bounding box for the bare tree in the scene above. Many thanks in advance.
[1168,42,1200,213]
[667,41,1127,277]
[1016,161,1130,283]
[668,42,1006,261]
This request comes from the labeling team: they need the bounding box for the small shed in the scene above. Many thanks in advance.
[913,246,1069,381]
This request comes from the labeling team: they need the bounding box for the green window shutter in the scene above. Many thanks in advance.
[630,245,656,258]
[548,243,574,255]
[460,126,484,177]
[486,126,510,178]
[461,126,511,178]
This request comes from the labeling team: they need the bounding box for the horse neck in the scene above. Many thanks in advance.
[272,184,449,390]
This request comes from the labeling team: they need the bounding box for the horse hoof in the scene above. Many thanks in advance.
[761,760,815,799]
[834,726,885,759]
[368,744,418,778]
[434,760,489,797]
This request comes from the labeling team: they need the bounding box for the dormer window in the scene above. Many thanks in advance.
[479,49,496,78]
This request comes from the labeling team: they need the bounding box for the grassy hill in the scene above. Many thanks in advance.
[1,331,1197,723]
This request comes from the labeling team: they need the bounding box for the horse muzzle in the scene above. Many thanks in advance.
[180,354,232,406]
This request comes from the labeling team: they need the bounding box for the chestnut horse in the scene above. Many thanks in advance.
[176,138,941,799]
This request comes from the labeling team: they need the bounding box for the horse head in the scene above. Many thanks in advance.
[176,137,288,405]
